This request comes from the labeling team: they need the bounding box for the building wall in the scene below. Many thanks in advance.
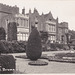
[29,8,41,32]
[0,3,69,43]
[29,9,57,43]
[0,3,19,32]
[58,22,68,44]
[0,3,29,41]
[45,20,56,43]
[29,9,69,44]
[4,14,29,41]
[15,14,29,41]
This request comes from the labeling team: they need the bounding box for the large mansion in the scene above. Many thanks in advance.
[0,3,68,44]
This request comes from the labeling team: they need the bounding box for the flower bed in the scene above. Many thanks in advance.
[48,52,75,63]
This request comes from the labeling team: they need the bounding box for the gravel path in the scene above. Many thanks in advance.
[7,50,75,74]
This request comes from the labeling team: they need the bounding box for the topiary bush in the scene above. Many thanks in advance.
[7,22,17,41]
[0,27,6,40]
[26,27,42,60]
[0,55,15,70]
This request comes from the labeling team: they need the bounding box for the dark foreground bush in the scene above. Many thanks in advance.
[0,55,15,70]
[26,27,42,60]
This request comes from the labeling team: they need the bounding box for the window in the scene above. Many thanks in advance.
[21,19,22,26]
[16,18,18,24]
[17,33,22,41]
[51,36,52,40]
[18,18,21,26]
[22,19,24,26]
[53,26,55,32]
[22,34,25,41]
[26,34,29,41]
[65,29,68,33]
[26,20,28,27]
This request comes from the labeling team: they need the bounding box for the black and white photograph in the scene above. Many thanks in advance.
[0,0,75,74]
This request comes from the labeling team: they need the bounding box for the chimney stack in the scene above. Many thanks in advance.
[22,7,25,15]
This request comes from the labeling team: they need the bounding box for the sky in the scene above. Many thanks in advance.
[0,0,75,30]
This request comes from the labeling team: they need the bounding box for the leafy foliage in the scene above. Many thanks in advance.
[26,27,42,60]
[0,55,15,69]
[69,30,75,39]
[0,27,6,40]
[0,40,26,53]
[40,31,48,43]
[7,22,17,41]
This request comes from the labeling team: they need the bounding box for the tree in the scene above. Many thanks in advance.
[0,27,6,40]
[40,31,48,43]
[65,33,70,49]
[26,27,42,60]
[7,22,18,41]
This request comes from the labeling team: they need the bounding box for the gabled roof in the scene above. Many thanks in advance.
[44,11,56,21]
[44,11,53,18]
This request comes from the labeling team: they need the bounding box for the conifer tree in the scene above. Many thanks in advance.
[26,27,42,60]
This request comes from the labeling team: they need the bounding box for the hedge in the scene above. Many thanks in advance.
[0,55,15,70]
[42,43,69,51]
[0,40,26,53]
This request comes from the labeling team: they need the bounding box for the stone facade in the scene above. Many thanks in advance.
[15,13,29,41]
[0,3,19,32]
[28,8,58,43]
[0,3,29,41]
[58,22,68,44]
[28,8,68,44]
[5,10,29,41]
[0,3,69,43]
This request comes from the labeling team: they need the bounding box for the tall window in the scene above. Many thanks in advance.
[22,34,25,41]
[26,20,28,28]
[26,34,29,41]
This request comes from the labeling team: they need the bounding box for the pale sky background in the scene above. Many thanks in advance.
[0,0,75,30]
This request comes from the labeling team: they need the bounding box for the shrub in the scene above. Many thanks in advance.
[18,41,27,51]
[47,43,64,51]
[73,46,75,50]
[0,27,6,40]
[0,40,13,53]
[0,55,15,69]
[7,22,17,41]
[26,27,42,60]
[11,41,25,53]
[0,40,6,54]
[0,40,26,53]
